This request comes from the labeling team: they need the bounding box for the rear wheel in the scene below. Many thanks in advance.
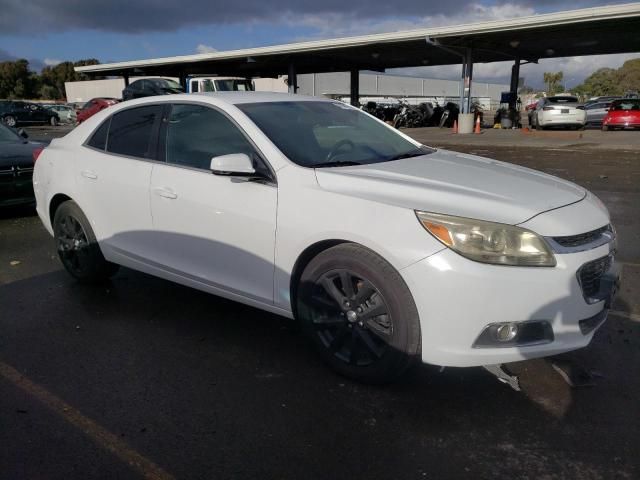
[4,115,16,127]
[53,201,119,283]
[50,116,58,126]
[602,125,610,131]
[297,244,421,384]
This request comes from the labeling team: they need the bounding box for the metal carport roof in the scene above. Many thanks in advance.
[75,3,640,78]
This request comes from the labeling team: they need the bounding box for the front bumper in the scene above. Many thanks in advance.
[401,243,618,367]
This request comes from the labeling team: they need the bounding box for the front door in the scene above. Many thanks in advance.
[149,103,277,303]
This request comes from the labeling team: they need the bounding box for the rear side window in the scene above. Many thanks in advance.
[165,104,256,170]
[87,119,110,150]
[107,105,163,159]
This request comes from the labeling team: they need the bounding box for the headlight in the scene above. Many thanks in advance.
[416,211,556,267]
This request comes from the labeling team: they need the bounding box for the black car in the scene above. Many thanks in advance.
[122,78,184,101]
[0,100,60,127]
[0,123,43,207]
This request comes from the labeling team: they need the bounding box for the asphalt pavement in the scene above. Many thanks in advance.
[1,126,639,479]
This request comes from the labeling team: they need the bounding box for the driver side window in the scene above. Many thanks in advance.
[165,104,258,171]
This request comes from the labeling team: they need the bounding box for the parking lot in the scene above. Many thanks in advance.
[1,125,639,479]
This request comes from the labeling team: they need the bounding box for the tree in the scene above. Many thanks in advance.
[543,71,564,95]
[39,58,101,99]
[573,60,640,97]
[0,59,37,98]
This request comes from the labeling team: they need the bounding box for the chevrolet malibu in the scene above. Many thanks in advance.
[33,93,618,383]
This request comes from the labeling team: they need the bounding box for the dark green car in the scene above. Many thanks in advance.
[0,100,60,127]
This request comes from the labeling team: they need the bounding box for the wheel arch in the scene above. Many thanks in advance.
[289,239,351,317]
[49,193,73,225]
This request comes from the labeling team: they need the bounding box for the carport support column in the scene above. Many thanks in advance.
[179,73,187,91]
[350,69,360,107]
[123,74,130,87]
[460,48,473,114]
[510,58,521,111]
[287,64,297,94]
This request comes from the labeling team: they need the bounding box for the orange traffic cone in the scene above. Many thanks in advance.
[452,120,458,134]
[474,116,481,134]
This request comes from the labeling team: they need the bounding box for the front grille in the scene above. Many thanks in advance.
[0,166,32,183]
[578,255,613,299]
[554,225,610,248]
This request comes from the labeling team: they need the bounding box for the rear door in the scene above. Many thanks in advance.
[148,102,277,303]
[77,104,162,260]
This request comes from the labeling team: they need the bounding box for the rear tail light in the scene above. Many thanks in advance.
[32,146,44,163]
[576,106,585,110]
[543,106,555,111]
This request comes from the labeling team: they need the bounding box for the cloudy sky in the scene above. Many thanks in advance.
[0,0,637,88]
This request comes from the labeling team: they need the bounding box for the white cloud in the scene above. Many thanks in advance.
[394,52,640,88]
[287,3,535,39]
[196,44,217,54]
[43,58,62,66]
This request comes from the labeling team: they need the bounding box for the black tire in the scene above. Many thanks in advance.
[53,200,119,283]
[4,115,16,127]
[602,125,610,131]
[297,243,421,384]
[50,115,58,126]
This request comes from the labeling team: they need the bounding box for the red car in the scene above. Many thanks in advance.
[602,99,640,130]
[76,98,119,124]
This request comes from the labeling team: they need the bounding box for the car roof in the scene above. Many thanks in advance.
[188,92,327,104]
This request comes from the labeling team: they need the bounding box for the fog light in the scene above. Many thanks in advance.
[473,320,554,348]
[495,323,519,342]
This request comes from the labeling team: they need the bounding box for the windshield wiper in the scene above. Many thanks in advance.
[386,151,426,161]
[311,160,363,168]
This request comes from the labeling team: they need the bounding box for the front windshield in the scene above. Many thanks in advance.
[201,79,216,92]
[0,124,20,143]
[214,79,254,91]
[238,101,432,167]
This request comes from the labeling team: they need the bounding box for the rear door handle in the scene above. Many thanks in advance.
[81,170,98,180]
[153,187,178,199]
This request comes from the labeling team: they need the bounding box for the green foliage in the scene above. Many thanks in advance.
[543,71,564,95]
[0,59,34,98]
[0,58,101,100]
[573,59,640,97]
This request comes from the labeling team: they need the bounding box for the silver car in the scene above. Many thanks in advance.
[584,101,612,126]
[45,104,77,124]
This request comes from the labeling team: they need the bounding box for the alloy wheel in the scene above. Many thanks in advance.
[55,215,90,276]
[307,269,393,366]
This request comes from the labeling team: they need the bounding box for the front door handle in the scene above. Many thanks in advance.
[81,170,98,180]
[153,187,178,199]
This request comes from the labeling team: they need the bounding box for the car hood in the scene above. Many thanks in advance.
[314,149,586,225]
[0,141,40,168]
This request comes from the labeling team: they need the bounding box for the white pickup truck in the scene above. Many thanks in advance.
[186,77,254,93]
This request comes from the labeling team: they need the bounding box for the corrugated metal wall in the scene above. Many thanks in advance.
[297,72,509,101]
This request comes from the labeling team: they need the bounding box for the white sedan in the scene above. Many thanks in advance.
[33,93,618,383]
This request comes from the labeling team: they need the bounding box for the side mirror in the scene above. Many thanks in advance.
[17,128,28,139]
[210,153,256,176]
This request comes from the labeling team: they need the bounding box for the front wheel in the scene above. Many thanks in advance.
[297,244,421,384]
[50,116,58,126]
[53,200,119,283]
